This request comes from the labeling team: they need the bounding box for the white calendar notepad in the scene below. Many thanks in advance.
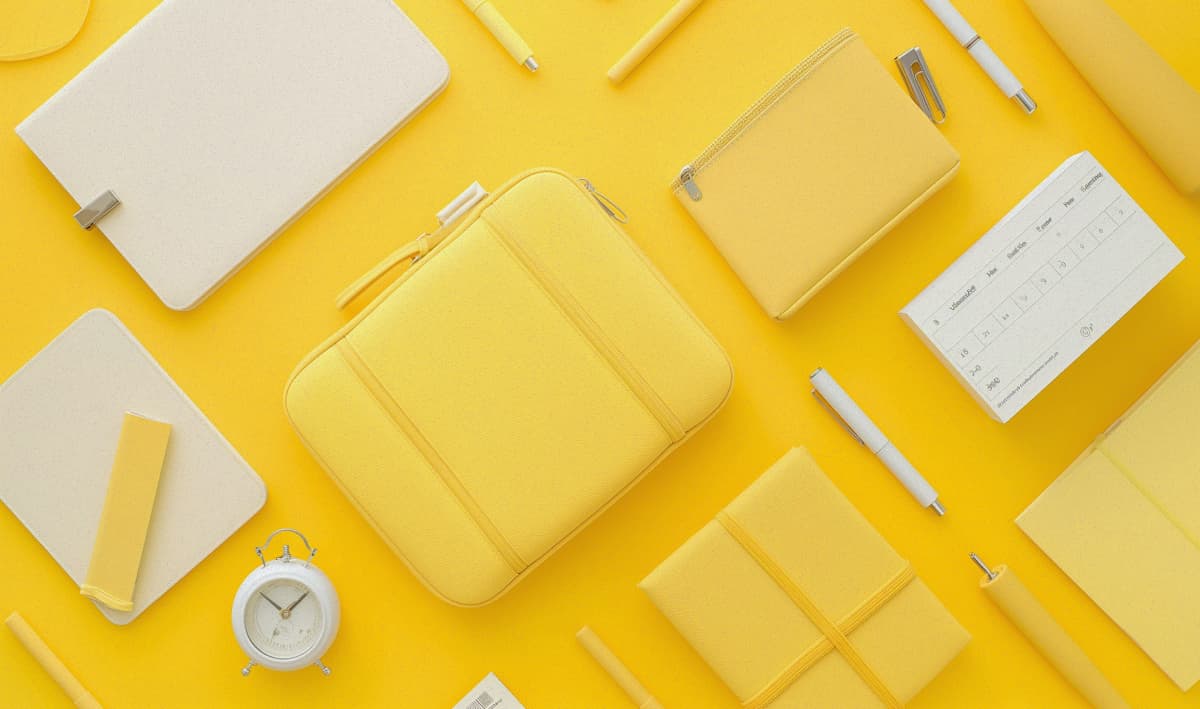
[901,152,1183,422]
[17,0,448,310]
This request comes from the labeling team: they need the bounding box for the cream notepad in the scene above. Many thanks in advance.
[901,152,1182,422]
[1018,340,1200,690]
[0,310,266,624]
[641,448,968,707]
[17,0,449,310]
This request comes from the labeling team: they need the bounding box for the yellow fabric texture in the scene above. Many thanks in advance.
[80,412,171,612]
[285,169,733,607]
[979,565,1129,709]
[1023,0,1200,198]
[0,0,89,62]
[671,29,959,320]
[1018,339,1200,691]
[4,612,102,709]
[639,448,969,707]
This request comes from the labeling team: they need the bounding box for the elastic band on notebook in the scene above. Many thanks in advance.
[1095,444,1200,553]
[481,214,685,443]
[717,512,907,709]
[338,340,526,574]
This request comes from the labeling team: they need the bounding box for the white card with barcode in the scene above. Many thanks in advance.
[452,673,525,709]
[901,151,1183,422]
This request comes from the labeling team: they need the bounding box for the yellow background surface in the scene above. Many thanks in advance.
[2,0,1198,706]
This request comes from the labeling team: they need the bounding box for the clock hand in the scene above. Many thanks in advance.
[285,591,309,612]
[258,591,283,611]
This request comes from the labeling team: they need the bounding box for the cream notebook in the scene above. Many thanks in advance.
[0,310,266,624]
[16,0,449,310]
[1017,340,1200,690]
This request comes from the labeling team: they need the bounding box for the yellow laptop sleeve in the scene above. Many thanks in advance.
[672,29,959,320]
[1018,339,1200,690]
[640,448,969,708]
[286,169,732,607]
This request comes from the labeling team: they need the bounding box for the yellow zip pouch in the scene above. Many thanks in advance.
[286,169,732,607]
[673,29,959,320]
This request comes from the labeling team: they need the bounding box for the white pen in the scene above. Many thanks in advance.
[810,368,945,516]
[921,0,1036,114]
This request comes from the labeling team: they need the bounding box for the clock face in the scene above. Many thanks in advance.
[243,578,324,661]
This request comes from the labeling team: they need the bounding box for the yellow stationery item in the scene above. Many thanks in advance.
[287,170,732,607]
[1017,339,1200,691]
[460,0,537,72]
[672,28,959,320]
[0,0,89,62]
[577,626,663,709]
[1023,0,1200,197]
[970,554,1129,709]
[607,0,705,84]
[80,412,172,612]
[640,448,969,707]
[5,612,102,709]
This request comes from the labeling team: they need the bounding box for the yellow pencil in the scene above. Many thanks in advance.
[608,0,706,84]
[5,612,103,709]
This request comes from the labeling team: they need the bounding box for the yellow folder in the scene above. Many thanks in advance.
[640,448,969,708]
[1018,340,1200,691]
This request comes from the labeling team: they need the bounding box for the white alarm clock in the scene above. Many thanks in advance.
[232,529,340,676]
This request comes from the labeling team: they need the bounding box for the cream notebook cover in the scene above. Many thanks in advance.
[0,310,267,624]
[1017,340,1200,690]
[16,0,449,310]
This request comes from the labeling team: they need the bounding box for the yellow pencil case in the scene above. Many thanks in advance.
[285,169,732,607]
[673,28,959,320]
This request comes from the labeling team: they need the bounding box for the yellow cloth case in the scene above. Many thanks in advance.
[285,169,732,607]
[671,29,959,320]
[1018,339,1200,691]
[640,448,969,708]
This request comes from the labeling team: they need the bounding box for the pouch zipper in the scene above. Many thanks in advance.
[670,27,856,201]
[579,178,629,223]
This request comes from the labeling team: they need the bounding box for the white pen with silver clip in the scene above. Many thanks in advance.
[921,0,1036,114]
[810,368,945,516]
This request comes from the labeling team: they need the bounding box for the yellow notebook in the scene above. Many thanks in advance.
[1018,340,1200,691]
[640,448,969,708]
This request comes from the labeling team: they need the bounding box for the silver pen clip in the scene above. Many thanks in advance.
[895,47,947,124]
[810,387,864,446]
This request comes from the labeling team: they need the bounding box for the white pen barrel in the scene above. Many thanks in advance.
[810,369,888,452]
[968,39,1022,98]
[922,0,976,46]
[877,443,938,508]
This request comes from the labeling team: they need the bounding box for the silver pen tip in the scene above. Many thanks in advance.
[930,499,946,516]
[1013,89,1037,115]
[523,57,539,72]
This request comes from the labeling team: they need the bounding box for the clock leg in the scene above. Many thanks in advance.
[316,660,331,676]
[241,660,256,676]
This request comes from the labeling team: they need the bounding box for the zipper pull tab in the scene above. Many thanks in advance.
[679,165,702,201]
[580,178,629,223]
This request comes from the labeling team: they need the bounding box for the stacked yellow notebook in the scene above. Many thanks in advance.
[641,448,968,708]
[1018,340,1200,691]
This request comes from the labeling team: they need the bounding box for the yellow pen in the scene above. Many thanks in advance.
[460,0,538,72]
[608,0,705,84]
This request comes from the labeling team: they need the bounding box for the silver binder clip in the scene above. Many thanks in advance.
[895,47,947,124]
[74,190,120,230]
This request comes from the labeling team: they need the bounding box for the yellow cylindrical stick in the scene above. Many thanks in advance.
[461,0,537,72]
[577,626,663,709]
[971,556,1129,709]
[608,0,705,84]
[1023,0,1200,197]
[5,612,103,709]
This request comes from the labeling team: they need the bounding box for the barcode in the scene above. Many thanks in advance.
[466,691,494,709]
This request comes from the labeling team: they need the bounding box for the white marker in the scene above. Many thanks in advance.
[810,368,945,516]
[922,0,1036,114]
